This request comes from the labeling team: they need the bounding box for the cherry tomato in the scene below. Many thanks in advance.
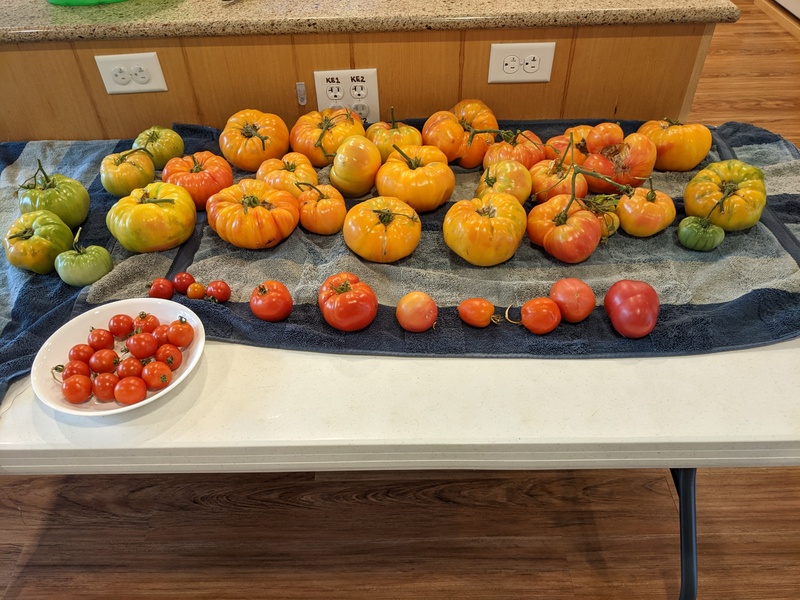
[152,323,171,346]
[148,277,174,299]
[88,348,119,374]
[171,271,196,295]
[68,343,95,363]
[116,356,144,379]
[141,361,173,390]
[205,279,231,303]
[520,297,561,334]
[133,311,160,333]
[92,372,120,402]
[603,279,660,339]
[114,376,148,405]
[87,328,115,351]
[167,317,195,347]
[54,360,91,381]
[107,313,134,339]
[457,298,499,328]
[395,291,438,333]
[186,282,206,299]
[61,374,93,404]
[125,332,159,359]
[155,344,183,371]
[317,272,378,332]
[549,278,596,324]
[249,280,293,322]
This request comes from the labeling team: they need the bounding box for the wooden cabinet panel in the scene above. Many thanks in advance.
[293,33,352,121]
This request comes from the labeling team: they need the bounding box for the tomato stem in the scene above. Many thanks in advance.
[240,122,270,151]
[115,147,153,165]
[7,227,35,241]
[373,208,419,227]
[295,181,328,198]
[391,144,421,169]
[190,155,203,173]
[504,306,521,325]
[389,106,398,129]
[19,159,55,191]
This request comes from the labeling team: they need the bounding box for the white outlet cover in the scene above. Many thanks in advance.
[95,52,168,94]
[314,68,380,123]
[488,42,556,83]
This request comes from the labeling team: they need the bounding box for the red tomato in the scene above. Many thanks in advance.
[186,282,205,299]
[61,374,93,404]
[56,360,91,380]
[155,344,183,371]
[141,361,172,390]
[317,272,378,332]
[250,280,293,322]
[603,280,660,339]
[114,376,148,405]
[549,278,596,323]
[152,323,171,346]
[171,271,196,295]
[87,328,115,351]
[520,297,561,334]
[395,291,438,333]
[167,317,195,347]
[205,280,231,303]
[457,298,499,328]
[68,343,95,363]
[107,313,134,338]
[88,348,119,374]
[148,277,174,299]
[92,372,120,402]
[133,312,160,333]
[126,332,159,359]
[116,356,144,379]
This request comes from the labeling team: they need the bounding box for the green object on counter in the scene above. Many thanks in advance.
[47,0,128,6]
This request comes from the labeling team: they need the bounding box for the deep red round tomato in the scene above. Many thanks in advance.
[457,298,499,328]
[167,317,195,347]
[148,277,174,299]
[152,323,171,346]
[87,328,115,351]
[92,372,120,402]
[107,313,134,339]
[186,282,206,300]
[56,360,91,380]
[205,280,231,303]
[317,272,378,332]
[68,343,95,363]
[116,356,144,379]
[250,280,293,322]
[142,361,172,390]
[61,374,93,404]
[155,343,183,371]
[126,332,159,359]
[395,291,438,333]
[133,312,160,333]
[603,279,660,339]
[114,376,148,405]
[549,278,596,323]
[88,348,119,374]
[520,297,561,334]
[171,271,196,295]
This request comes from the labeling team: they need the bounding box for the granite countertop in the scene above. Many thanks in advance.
[0,0,740,44]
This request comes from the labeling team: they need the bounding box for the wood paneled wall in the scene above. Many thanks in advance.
[0,22,713,141]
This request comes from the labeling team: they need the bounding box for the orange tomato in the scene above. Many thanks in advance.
[582,132,657,193]
[329,135,382,197]
[476,159,532,204]
[218,109,290,172]
[482,129,545,170]
[615,186,676,237]
[375,145,455,213]
[529,159,588,204]
[161,151,234,210]
[343,196,422,263]
[255,152,317,197]
[296,183,347,235]
[422,99,498,168]
[289,108,365,167]
[637,119,713,172]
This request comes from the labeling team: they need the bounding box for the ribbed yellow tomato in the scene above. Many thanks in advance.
[255,152,317,197]
[219,109,290,172]
[476,159,532,204]
[637,119,712,172]
[375,145,455,213]
[289,108,365,167]
[343,196,421,263]
[296,183,347,235]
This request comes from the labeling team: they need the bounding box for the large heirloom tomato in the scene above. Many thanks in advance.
[529,159,588,204]
[318,271,379,332]
[442,192,527,267]
[637,119,712,172]
[17,160,90,229]
[422,99,498,168]
[255,152,317,197]
[582,131,657,193]
[603,279,660,339]
[219,109,290,172]
[343,196,422,263]
[482,129,545,170]
[329,135,382,197]
[3,210,73,274]
[207,179,300,249]
[682,159,766,231]
[106,182,197,253]
[100,148,155,197]
[365,108,423,163]
[290,108,365,168]
[476,159,532,204]
[545,125,592,165]
[615,186,676,237]
[526,194,601,264]
[296,183,347,235]
[375,145,455,213]
[161,151,234,210]
[132,126,184,170]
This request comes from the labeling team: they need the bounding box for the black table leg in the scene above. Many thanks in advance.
[670,468,698,600]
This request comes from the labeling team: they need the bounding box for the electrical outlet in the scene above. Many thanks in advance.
[487,42,556,83]
[314,68,380,123]
[94,52,168,94]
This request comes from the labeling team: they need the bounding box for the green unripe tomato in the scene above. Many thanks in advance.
[677,216,725,252]
[132,126,185,170]
[54,228,114,287]
[17,160,90,229]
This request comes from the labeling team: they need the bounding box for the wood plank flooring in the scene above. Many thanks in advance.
[2,1,800,598]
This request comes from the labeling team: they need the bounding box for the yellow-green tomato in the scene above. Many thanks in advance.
[106,182,197,253]
[100,148,155,197]
[475,159,533,204]
[3,210,74,275]
[17,160,90,229]
[132,126,185,170]
[54,229,114,286]
[329,135,382,197]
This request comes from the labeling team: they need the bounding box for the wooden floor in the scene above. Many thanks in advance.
[2,1,800,598]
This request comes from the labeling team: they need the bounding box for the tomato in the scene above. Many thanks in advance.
[328,135,382,197]
[343,196,422,263]
[100,148,155,197]
[88,348,119,374]
[457,298,499,328]
[87,328,115,351]
[296,183,347,235]
[126,332,158,359]
[219,109,290,172]
[153,323,170,346]
[207,179,300,250]
[92,372,119,402]
[677,216,725,251]
[167,316,195,347]
[54,228,114,287]
[54,360,91,381]
[18,160,90,229]
[255,152,318,198]
[61,374,93,404]
[148,277,174,299]
[162,151,234,211]
[107,314,134,339]
[132,126,185,170]
[527,195,584,247]
[482,129,545,170]
[114,376,148,405]
[682,159,766,231]
[69,343,95,363]
[133,311,160,333]
[142,361,172,390]
[171,271,195,295]
[603,279,660,339]
[442,192,527,267]
[317,272,379,332]
[3,209,73,275]
[375,145,455,213]
[365,108,424,163]
[186,282,205,299]
[155,344,183,371]
[422,99,498,168]
[544,132,588,166]
[476,159,532,204]
[616,186,676,237]
[582,132,657,193]
[205,280,231,303]
[395,291,438,333]
[526,194,601,264]
[290,108,366,167]
[529,159,588,204]
[106,182,197,253]
[637,119,712,172]
[549,278,596,323]
[250,280,293,322]
[116,356,144,379]
[519,297,561,335]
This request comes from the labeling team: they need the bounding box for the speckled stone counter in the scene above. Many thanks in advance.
[0,0,739,43]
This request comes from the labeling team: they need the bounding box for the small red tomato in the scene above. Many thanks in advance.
[133,311,160,333]
[155,343,183,371]
[167,316,195,348]
[107,313,134,338]
[92,372,120,402]
[457,298,499,328]
[249,280,293,322]
[171,271,196,295]
[205,279,231,303]
[87,328,115,351]
[549,278,596,324]
[116,356,144,379]
[126,332,159,359]
[62,374,93,404]
[114,376,148,405]
[186,282,206,299]
[603,279,660,339]
[395,291,438,333]
[68,343,95,363]
[148,277,174,299]
[141,361,173,390]
[152,323,171,346]
[55,360,91,380]
[88,348,120,374]
[520,297,561,334]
